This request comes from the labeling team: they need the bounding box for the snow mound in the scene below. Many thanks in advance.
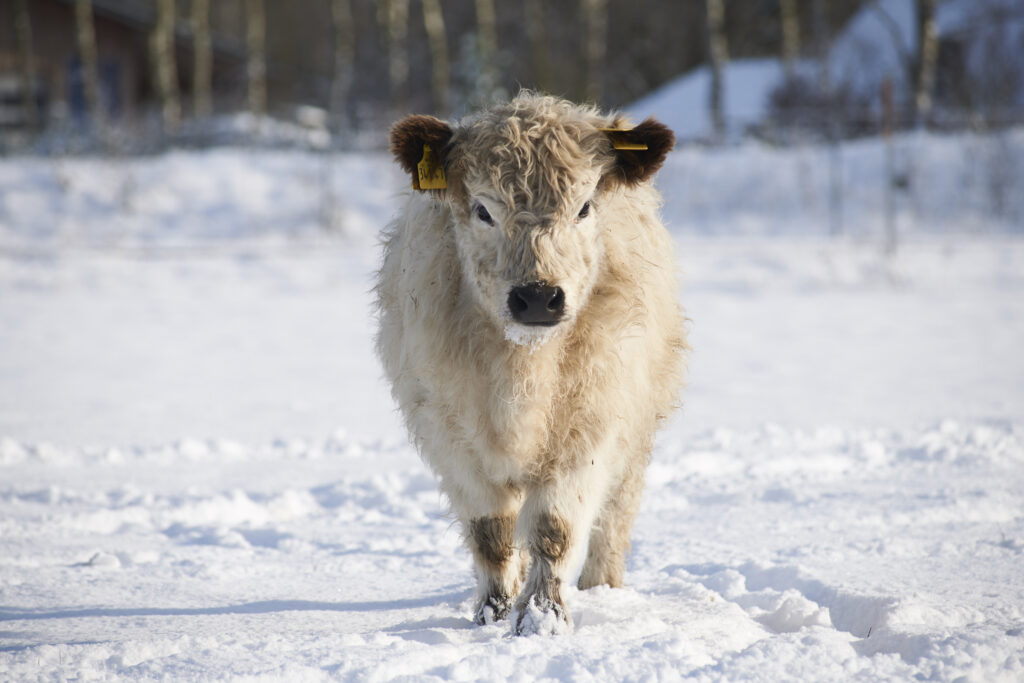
[0,150,403,250]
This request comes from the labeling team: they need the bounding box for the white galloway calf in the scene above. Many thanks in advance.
[376,93,687,635]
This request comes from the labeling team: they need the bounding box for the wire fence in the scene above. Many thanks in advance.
[658,125,1023,243]
[0,122,1019,263]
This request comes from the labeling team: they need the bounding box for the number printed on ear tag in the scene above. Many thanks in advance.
[415,144,447,190]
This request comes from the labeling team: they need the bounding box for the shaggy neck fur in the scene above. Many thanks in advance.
[441,201,641,481]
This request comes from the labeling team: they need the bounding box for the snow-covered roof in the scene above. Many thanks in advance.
[828,0,917,98]
[626,0,1024,139]
[626,58,804,141]
[829,0,1024,104]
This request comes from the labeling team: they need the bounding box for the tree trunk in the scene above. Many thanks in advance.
[523,0,551,93]
[581,0,608,104]
[474,0,499,97]
[813,0,842,236]
[246,0,267,119]
[780,0,800,81]
[380,0,410,113]
[13,0,38,129]
[74,0,103,128]
[330,0,355,127]
[812,0,829,96]
[151,0,180,131]
[706,0,728,142]
[375,0,389,100]
[914,0,938,127]
[192,0,212,118]
[882,78,897,254]
[421,0,450,115]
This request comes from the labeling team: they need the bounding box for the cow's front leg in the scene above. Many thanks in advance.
[438,460,525,624]
[514,456,612,635]
[514,509,574,635]
[468,512,524,624]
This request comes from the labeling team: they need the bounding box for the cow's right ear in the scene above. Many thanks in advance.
[390,115,453,191]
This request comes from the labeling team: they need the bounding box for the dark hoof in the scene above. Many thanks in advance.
[474,594,514,625]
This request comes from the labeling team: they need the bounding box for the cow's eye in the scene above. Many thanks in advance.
[474,204,494,225]
[577,201,592,219]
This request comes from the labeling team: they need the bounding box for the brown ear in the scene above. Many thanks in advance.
[604,118,675,187]
[390,115,453,191]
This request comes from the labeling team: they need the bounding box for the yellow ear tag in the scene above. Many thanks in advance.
[599,128,649,151]
[415,144,447,190]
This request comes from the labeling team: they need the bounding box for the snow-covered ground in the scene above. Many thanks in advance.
[1,143,1022,680]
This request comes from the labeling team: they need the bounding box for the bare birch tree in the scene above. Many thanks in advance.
[813,0,842,236]
[192,0,212,118]
[379,0,410,113]
[706,0,728,142]
[330,0,355,126]
[246,0,267,119]
[421,0,450,115]
[913,0,938,126]
[151,0,181,131]
[474,0,499,97]
[780,0,800,81]
[74,0,103,128]
[523,0,552,93]
[582,0,608,104]
[13,0,38,129]
[812,0,830,97]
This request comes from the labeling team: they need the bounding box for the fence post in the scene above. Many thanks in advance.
[882,78,897,255]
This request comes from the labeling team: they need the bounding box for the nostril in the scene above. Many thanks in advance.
[547,288,564,313]
[509,289,529,316]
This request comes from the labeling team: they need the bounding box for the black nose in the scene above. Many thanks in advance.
[508,282,565,326]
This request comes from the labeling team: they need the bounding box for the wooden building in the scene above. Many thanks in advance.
[0,0,246,129]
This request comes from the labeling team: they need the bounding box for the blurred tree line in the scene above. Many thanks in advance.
[3,0,862,138]
[259,0,865,123]
[3,0,1021,150]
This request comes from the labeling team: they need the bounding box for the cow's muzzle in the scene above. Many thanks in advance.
[507,282,565,326]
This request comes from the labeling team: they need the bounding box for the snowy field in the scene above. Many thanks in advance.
[1,141,1023,680]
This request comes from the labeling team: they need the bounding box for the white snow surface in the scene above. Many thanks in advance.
[2,145,1023,680]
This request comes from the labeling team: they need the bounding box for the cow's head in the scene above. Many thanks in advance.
[390,93,674,347]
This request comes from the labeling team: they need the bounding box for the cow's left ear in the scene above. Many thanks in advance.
[390,114,454,191]
[601,118,675,187]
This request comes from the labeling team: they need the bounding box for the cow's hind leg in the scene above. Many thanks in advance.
[578,460,645,590]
